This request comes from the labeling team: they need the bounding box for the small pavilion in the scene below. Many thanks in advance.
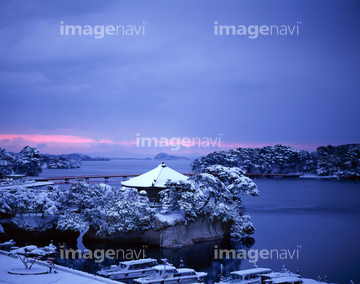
[121,162,188,199]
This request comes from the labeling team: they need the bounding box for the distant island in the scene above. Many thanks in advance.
[0,147,111,177]
[153,152,192,161]
[111,157,152,160]
[41,153,110,169]
[191,144,360,180]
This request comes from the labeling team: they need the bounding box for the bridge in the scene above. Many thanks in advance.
[34,172,300,183]
[34,174,140,183]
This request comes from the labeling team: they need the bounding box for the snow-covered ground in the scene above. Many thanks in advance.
[0,250,121,284]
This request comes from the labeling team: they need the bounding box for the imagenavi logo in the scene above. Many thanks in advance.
[59,21,147,39]
[214,21,301,39]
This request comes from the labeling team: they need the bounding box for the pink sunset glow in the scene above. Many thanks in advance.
[98,139,137,147]
[0,134,95,144]
[0,133,318,156]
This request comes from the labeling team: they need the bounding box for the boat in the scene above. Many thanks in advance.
[260,266,300,283]
[217,267,273,284]
[216,265,337,284]
[0,239,16,248]
[133,262,207,284]
[264,276,319,284]
[97,258,159,280]
[216,264,303,284]
[264,275,339,284]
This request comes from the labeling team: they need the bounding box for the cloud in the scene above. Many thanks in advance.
[0,134,94,144]
[0,134,95,154]
[0,0,359,155]
[36,143,47,149]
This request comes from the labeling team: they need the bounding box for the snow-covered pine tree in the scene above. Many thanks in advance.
[14,146,44,176]
[0,148,17,176]
[57,183,153,235]
[159,165,259,240]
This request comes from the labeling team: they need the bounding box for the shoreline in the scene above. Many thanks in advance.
[0,249,122,284]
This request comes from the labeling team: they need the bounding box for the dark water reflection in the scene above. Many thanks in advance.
[55,238,255,284]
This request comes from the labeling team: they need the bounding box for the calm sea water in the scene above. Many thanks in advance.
[35,162,360,283]
[242,178,360,283]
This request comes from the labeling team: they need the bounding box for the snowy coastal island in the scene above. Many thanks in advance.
[0,161,259,248]
[58,164,259,247]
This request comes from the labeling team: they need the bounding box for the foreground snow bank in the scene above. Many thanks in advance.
[0,250,121,284]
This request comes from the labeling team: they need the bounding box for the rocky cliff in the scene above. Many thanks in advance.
[84,217,230,248]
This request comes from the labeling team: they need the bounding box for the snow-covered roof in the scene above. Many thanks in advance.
[119,258,158,265]
[121,162,188,189]
[176,268,196,273]
[264,276,304,284]
[231,268,272,276]
[153,265,176,270]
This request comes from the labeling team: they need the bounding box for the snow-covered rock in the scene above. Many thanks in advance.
[154,212,185,227]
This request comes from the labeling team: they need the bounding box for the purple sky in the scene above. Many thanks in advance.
[0,0,359,157]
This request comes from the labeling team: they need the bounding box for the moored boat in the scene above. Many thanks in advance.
[0,239,16,249]
[217,267,273,284]
[264,276,317,284]
[133,262,207,284]
[97,258,159,280]
[216,265,338,284]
